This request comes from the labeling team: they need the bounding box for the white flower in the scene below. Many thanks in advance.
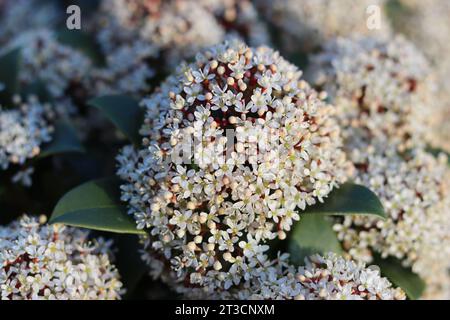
[1,29,91,100]
[0,216,123,300]
[117,40,351,295]
[0,97,54,186]
[307,36,436,151]
[99,0,269,69]
[333,143,450,300]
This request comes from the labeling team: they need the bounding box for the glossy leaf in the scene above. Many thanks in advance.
[56,29,105,66]
[50,177,145,235]
[21,80,53,103]
[88,95,144,146]
[288,214,343,266]
[39,121,85,158]
[303,183,386,219]
[373,255,425,300]
[113,234,148,297]
[0,48,21,104]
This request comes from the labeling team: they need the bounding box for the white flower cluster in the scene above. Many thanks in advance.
[2,29,91,100]
[90,40,159,96]
[117,39,351,294]
[144,252,404,300]
[240,253,405,300]
[388,0,450,153]
[0,0,59,45]
[100,0,269,68]
[255,0,390,53]
[0,97,54,186]
[307,36,436,151]
[0,216,123,300]
[333,144,450,298]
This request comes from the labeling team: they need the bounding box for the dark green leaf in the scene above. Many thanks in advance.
[88,95,144,146]
[50,177,145,235]
[0,48,21,104]
[303,183,386,219]
[113,234,147,297]
[56,29,105,66]
[21,80,53,103]
[39,120,85,158]
[288,214,343,266]
[373,255,425,300]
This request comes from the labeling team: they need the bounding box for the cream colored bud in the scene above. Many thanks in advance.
[207,243,215,251]
[164,191,173,200]
[296,274,306,282]
[207,220,216,230]
[213,261,222,271]
[187,201,196,210]
[223,252,233,262]
[171,184,180,192]
[210,60,218,69]
[187,241,197,251]
[194,235,203,244]
[150,203,160,212]
[217,66,225,75]
[238,80,247,91]
[199,215,208,224]
[176,229,185,238]
[278,230,287,240]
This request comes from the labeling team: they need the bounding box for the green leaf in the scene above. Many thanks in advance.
[88,95,144,146]
[21,80,53,103]
[0,48,21,104]
[56,29,105,66]
[113,234,147,297]
[288,214,343,266]
[303,183,386,219]
[373,255,425,300]
[50,177,145,235]
[39,120,85,159]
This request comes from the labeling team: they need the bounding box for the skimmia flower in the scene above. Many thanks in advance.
[238,253,405,300]
[333,144,450,299]
[0,216,123,300]
[99,0,269,68]
[255,0,390,53]
[388,1,450,153]
[0,0,60,45]
[0,96,54,186]
[1,29,91,101]
[90,39,159,96]
[117,40,351,294]
[154,252,405,300]
[307,36,437,151]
